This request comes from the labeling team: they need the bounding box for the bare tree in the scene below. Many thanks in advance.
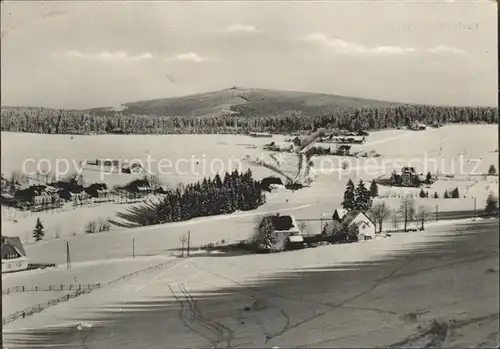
[297,222,308,234]
[416,205,430,230]
[399,196,416,232]
[322,220,341,236]
[391,209,399,230]
[369,201,392,233]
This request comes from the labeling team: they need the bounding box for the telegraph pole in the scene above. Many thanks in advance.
[187,230,191,257]
[133,238,135,258]
[66,241,71,269]
[473,197,476,221]
[180,235,186,258]
[435,204,439,221]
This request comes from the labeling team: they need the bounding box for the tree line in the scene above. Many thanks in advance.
[341,179,378,211]
[142,169,265,226]
[1,105,497,134]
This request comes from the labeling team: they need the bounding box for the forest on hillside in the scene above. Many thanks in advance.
[1,105,497,135]
[122,169,265,226]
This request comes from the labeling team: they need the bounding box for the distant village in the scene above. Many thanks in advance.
[0,160,162,213]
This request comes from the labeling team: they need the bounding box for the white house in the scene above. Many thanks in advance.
[333,209,377,241]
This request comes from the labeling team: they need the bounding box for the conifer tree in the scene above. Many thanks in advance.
[369,179,378,198]
[485,192,499,216]
[33,218,45,242]
[488,165,497,175]
[354,179,372,211]
[342,179,356,211]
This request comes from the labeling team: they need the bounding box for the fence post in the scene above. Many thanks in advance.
[22,286,25,292]
[49,285,52,291]
[61,284,64,291]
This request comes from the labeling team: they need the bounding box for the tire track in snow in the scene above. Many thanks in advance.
[168,283,234,348]
[168,284,218,348]
[179,283,234,348]
[189,261,292,342]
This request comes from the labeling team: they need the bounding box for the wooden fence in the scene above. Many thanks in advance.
[2,283,101,295]
[1,259,179,326]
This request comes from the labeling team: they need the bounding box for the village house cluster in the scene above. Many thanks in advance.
[0,171,162,212]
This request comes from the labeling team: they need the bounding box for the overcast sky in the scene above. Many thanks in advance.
[1,1,497,109]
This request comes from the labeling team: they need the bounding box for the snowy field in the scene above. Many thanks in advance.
[2,255,176,316]
[1,125,498,347]
[1,125,498,246]
[2,219,498,348]
[3,291,69,318]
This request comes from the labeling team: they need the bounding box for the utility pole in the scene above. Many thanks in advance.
[133,238,135,258]
[66,241,71,269]
[473,197,476,221]
[180,234,187,258]
[187,230,191,257]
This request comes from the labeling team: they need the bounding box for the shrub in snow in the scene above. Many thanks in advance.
[85,221,97,234]
[98,219,111,232]
[255,217,280,252]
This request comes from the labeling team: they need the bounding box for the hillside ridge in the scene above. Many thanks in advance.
[86,87,403,117]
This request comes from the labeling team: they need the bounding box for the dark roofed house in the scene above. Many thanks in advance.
[15,185,57,205]
[86,183,110,199]
[123,179,152,197]
[260,214,304,251]
[52,180,86,201]
[1,236,26,259]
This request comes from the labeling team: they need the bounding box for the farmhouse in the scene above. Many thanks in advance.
[85,183,110,199]
[1,236,29,273]
[1,236,26,260]
[261,214,304,250]
[15,185,59,205]
[122,179,153,196]
[121,162,145,174]
[332,209,377,241]
[51,180,87,201]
